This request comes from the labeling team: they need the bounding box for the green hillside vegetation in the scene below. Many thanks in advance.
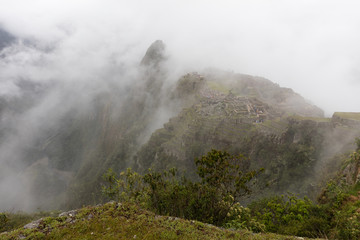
[104,150,264,227]
[207,80,231,94]
[333,112,360,121]
[288,115,331,123]
[136,102,330,203]
[0,202,320,240]
[1,148,360,239]
[0,212,58,234]
[105,148,360,239]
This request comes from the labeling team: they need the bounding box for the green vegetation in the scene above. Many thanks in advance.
[2,147,360,239]
[207,80,231,93]
[288,115,331,123]
[316,150,360,239]
[254,147,360,240]
[0,211,58,233]
[102,150,263,227]
[137,102,327,205]
[333,112,360,121]
[102,148,360,239]
[0,202,318,240]
[249,194,330,238]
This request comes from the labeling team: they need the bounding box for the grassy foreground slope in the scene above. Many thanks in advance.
[0,202,320,240]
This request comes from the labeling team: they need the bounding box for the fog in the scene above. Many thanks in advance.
[1,0,360,211]
[1,0,360,114]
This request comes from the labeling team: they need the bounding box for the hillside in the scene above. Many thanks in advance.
[0,202,320,240]
[135,70,360,202]
[2,148,360,239]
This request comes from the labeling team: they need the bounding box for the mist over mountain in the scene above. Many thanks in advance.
[0,37,174,210]
[0,1,360,213]
[0,36,359,211]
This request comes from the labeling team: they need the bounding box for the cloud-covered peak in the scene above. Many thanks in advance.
[140,40,166,67]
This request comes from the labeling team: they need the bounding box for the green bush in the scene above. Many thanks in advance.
[224,203,265,232]
[0,213,8,232]
[102,149,263,227]
[331,204,360,240]
[99,140,360,239]
[0,211,57,233]
[249,193,329,238]
[102,167,148,205]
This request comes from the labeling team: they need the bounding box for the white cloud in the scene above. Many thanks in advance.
[0,0,359,138]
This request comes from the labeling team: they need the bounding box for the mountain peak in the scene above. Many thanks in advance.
[140,40,166,66]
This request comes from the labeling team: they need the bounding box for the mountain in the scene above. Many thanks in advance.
[0,39,173,211]
[135,70,360,202]
[0,40,359,211]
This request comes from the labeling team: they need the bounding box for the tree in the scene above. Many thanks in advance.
[102,149,263,226]
[196,149,261,198]
[194,149,263,224]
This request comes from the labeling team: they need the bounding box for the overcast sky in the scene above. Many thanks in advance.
[1,0,360,115]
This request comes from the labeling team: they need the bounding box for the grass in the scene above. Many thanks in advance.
[0,211,59,234]
[333,112,360,121]
[288,115,331,123]
[0,202,323,240]
[207,81,230,94]
[347,182,360,197]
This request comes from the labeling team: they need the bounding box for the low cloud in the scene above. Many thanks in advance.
[0,0,360,210]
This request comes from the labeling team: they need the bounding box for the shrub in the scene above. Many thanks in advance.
[102,149,263,227]
[0,213,8,232]
[249,193,329,238]
[102,168,149,207]
[224,203,265,232]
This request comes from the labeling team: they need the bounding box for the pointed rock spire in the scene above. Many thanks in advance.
[140,40,166,67]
